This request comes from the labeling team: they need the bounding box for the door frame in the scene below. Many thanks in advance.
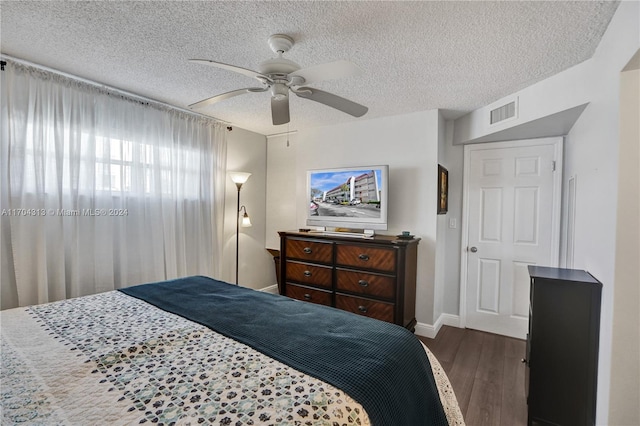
[458,137,564,331]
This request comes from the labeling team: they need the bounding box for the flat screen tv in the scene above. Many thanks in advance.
[306,165,389,231]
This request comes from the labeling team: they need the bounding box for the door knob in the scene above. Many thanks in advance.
[470,246,478,253]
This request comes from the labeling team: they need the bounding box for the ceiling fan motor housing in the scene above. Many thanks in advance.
[258,57,300,76]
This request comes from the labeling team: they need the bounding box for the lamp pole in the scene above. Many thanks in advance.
[235,181,241,285]
[229,172,251,286]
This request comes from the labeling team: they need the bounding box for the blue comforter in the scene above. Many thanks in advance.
[120,275,447,425]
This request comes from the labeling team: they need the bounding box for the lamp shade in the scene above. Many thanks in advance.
[241,212,252,227]
[229,172,251,185]
[239,205,252,227]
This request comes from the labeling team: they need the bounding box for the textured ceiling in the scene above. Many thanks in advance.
[1,1,619,136]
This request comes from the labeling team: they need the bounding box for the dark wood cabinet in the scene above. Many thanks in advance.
[526,266,602,426]
[279,231,419,330]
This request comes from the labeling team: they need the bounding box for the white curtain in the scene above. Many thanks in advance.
[1,59,228,309]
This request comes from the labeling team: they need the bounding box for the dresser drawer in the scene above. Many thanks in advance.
[286,239,333,264]
[285,261,332,289]
[335,294,394,323]
[335,269,395,299]
[336,244,396,273]
[286,284,332,307]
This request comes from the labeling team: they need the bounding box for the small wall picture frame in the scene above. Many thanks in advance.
[438,165,448,215]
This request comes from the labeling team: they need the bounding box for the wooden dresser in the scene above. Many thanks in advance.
[278,231,419,330]
[526,266,602,426]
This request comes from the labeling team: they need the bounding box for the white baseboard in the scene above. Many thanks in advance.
[414,313,461,339]
[258,284,279,294]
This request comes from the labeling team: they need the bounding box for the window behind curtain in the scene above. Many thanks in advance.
[0,59,228,309]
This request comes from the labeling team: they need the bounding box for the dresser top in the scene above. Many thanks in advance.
[528,265,601,284]
[279,230,421,246]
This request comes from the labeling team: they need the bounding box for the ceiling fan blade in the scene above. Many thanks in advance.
[294,87,368,117]
[289,60,362,85]
[189,87,267,109]
[271,96,290,125]
[189,59,271,82]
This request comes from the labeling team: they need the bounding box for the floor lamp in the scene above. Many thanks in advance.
[229,172,251,285]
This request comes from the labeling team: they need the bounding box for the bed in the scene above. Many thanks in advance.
[1,276,464,425]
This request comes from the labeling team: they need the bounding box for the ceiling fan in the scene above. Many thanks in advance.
[188,34,368,125]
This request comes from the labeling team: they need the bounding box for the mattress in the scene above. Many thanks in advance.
[1,276,464,425]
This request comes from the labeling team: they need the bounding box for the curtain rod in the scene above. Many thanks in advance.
[266,130,298,138]
[0,54,231,125]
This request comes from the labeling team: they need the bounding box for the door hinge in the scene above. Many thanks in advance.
[552,161,556,171]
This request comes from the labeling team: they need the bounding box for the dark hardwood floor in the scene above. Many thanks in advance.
[419,326,527,426]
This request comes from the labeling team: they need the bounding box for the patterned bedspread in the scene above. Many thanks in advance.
[1,289,464,425]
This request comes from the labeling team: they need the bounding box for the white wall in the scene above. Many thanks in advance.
[434,112,447,323]
[224,127,276,289]
[609,62,640,426]
[452,57,593,146]
[564,4,638,422]
[442,120,464,315]
[265,133,298,250]
[264,111,442,326]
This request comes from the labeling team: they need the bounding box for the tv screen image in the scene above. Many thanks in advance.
[306,165,389,231]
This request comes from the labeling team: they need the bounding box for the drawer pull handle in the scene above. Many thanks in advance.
[303,247,312,254]
[358,254,370,261]
[303,270,312,277]
[358,280,369,287]
[304,293,312,300]
[358,305,368,313]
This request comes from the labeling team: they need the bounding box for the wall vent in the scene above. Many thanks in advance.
[490,100,517,125]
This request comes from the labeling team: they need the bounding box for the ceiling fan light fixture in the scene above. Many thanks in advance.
[271,83,289,101]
